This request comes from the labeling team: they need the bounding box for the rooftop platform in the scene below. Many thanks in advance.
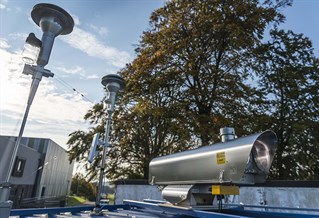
[9,199,319,218]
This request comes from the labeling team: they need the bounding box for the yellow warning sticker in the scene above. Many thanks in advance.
[216,152,226,165]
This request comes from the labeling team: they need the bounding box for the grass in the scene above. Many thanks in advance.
[108,194,115,205]
[66,196,87,206]
[66,194,115,206]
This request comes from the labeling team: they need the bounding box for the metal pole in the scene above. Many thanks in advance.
[4,72,43,183]
[95,110,112,207]
[0,4,74,218]
[0,71,43,218]
[92,75,124,214]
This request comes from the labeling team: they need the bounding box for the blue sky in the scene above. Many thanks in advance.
[0,0,165,148]
[1,0,319,150]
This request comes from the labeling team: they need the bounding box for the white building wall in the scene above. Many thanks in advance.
[0,136,15,182]
[9,145,41,185]
[38,139,74,198]
[0,136,41,185]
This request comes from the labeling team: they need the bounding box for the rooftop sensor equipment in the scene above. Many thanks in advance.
[149,128,277,207]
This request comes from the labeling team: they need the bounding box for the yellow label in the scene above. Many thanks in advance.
[216,152,226,165]
[212,185,240,195]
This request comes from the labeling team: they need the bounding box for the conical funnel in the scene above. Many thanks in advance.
[31,3,74,36]
[101,74,125,93]
[31,3,74,66]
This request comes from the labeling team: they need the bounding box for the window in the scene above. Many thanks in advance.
[12,157,26,177]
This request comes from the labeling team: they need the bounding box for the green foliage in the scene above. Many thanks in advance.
[252,29,319,179]
[67,103,105,181]
[108,90,192,179]
[137,0,285,145]
[67,196,87,206]
[67,0,319,181]
[70,174,97,200]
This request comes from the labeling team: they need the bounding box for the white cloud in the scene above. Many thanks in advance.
[0,41,27,114]
[55,65,99,80]
[30,82,92,123]
[9,33,28,40]
[60,27,131,68]
[0,38,93,146]
[56,65,84,75]
[0,38,11,48]
[86,74,99,79]
[90,24,108,36]
[1,10,130,146]
[71,13,81,26]
[0,0,7,10]
[14,6,22,13]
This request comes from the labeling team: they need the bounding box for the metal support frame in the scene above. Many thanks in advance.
[0,4,74,218]
[123,199,319,218]
[7,200,319,217]
[123,199,247,218]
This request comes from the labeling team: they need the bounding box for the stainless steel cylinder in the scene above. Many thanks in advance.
[149,130,277,185]
[220,127,236,142]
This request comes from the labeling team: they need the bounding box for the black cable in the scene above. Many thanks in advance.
[52,74,95,104]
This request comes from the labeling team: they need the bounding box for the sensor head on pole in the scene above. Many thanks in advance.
[101,74,125,93]
[31,3,74,36]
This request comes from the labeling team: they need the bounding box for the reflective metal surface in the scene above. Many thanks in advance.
[149,130,277,185]
[220,127,236,142]
[162,185,193,205]
[31,3,74,35]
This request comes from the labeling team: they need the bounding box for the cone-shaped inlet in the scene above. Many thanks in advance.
[101,74,125,93]
[31,3,74,36]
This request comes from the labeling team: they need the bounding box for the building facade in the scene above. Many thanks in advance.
[0,135,74,206]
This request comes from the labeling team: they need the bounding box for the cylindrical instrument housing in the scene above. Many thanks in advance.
[149,130,277,185]
[220,127,236,142]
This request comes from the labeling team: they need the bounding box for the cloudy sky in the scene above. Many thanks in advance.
[0,0,165,148]
[1,0,319,151]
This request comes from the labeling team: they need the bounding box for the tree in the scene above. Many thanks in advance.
[71,173,97,200]
[133,0,290,145]
[252,29,319,179]
[67,103,106,181]
[67,0,293,181]
[111,0,290,179]
[108,87,193,180]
